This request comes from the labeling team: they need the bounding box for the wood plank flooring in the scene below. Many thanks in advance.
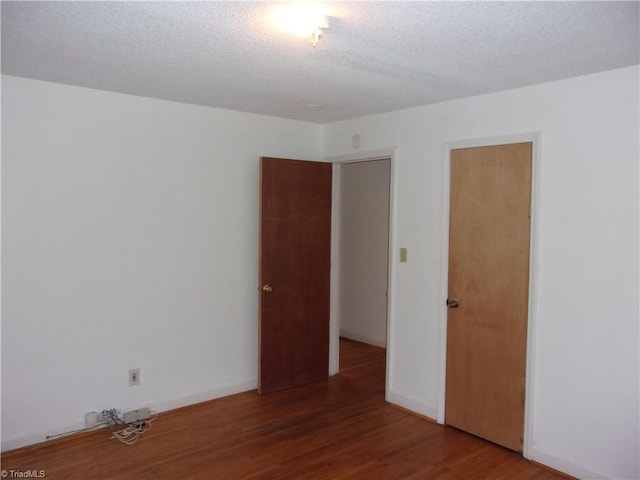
[2,339,569,479]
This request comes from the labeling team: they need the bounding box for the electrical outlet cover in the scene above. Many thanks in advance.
[129,368,140,386]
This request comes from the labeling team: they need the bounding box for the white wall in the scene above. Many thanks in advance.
[338,159,390,347]
[323,66,639,480]
[1,76,322,450]
[2,67,638,479]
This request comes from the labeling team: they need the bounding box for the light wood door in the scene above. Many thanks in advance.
[259,157,332,394]
[445,142,532,452]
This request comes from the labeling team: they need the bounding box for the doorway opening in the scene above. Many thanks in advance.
[330,150,395,399]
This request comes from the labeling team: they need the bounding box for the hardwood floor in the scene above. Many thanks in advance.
[2,339,569,479]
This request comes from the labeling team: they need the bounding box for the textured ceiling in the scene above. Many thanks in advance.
[2,1,639,124]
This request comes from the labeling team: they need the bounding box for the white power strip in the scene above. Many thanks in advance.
[85,407,150,429]
[122,407,151,424]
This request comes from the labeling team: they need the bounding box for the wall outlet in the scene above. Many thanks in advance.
[129,368,140,386]
[122,407,151,424]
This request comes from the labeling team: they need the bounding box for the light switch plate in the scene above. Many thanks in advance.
[400,248,407,263]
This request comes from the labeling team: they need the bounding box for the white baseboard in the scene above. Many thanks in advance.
[528,445,612,480]
[2,421,91,453]
[339,329,386,348]
[1,378,257,453]
[147,379,256,414]
[386,390,438,421]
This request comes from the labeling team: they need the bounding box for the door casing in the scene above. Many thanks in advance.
[437,133,542,459]
[328,148,397,402]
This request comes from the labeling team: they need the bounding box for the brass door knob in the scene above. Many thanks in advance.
[446,298,459,308]
[262,284,273,293]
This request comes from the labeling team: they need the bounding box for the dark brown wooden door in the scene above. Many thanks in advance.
[445,142,532,452]
[259,157,332,394]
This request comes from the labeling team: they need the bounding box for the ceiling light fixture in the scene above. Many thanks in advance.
[271,3,329,47]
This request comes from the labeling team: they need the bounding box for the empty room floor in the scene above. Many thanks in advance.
[1,339,569,479]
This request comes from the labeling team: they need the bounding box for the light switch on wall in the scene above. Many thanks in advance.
[400,248,407,263]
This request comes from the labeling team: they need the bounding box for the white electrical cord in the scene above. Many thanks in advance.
[101,409,158,445]
[45,423,106,441]
[45,409,157,445]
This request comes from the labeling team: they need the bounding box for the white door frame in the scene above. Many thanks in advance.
[326,147,397,402]
[437,133,542,459]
